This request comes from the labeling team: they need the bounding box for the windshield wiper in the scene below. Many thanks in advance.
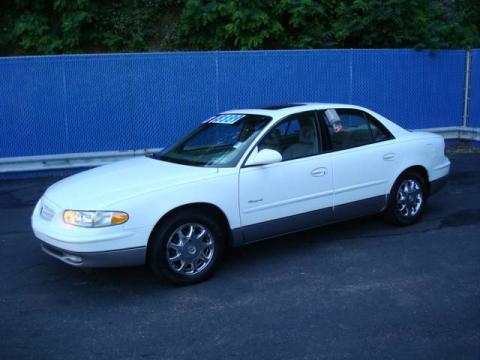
[158,155,207,167]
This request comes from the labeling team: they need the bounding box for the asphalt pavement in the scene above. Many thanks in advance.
[0,154,479,360]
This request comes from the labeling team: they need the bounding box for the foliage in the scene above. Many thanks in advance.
[1,0,93,54]
[180,0,480,50]
[1,0,479,56]
[90,0,182,52]
[180,1,284,49]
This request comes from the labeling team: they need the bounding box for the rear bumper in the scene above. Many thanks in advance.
[41,241,146,268]
[430,175,448,196]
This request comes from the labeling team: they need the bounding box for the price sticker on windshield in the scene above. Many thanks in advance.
[205,114,246,124]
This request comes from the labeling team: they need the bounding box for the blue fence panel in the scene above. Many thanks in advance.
[0,57,68,156]
[350,50,465,129]
[215,49,465,130]
[62,53,218,153]
[64,56,139,153]
[216,50,352,110]
[470,49,480,128]
[0,49,469,158]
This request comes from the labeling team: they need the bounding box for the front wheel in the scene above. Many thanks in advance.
[148,210,226,285]
[385,172,426,226]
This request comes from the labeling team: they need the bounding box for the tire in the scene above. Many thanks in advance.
[384,171,427,226]
[148,209,226,285]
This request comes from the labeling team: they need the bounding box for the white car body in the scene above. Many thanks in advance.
[32,103,450,268]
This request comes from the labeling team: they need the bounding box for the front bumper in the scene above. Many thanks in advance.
[32,196,151,268]
[41,241,146,268]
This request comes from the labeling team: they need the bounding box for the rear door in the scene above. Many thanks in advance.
[238,111,334,242]
[319,108,402,220]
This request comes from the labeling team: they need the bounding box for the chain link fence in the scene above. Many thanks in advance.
[0,49,477,170]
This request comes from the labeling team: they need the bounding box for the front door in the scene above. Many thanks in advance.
[238,111,334,242]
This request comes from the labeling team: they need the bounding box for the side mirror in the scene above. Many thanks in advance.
[245,148,282,166]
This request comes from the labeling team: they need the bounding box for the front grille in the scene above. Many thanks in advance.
[40,203,55,221]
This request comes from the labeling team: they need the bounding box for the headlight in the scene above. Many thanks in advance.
[63,210,129,227]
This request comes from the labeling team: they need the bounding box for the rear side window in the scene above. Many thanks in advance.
[322,109,393,151]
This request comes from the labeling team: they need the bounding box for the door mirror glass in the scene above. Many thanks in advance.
[245,148,282,166]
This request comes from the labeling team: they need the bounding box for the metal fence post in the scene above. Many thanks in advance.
[463,49,472,127]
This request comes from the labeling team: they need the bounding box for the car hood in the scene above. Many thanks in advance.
[44,157,219,209]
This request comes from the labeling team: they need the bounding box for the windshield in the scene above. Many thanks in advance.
[158,114,271,167]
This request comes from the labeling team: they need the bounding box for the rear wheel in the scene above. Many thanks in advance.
[385,172,426,225]
[148,210,226,285]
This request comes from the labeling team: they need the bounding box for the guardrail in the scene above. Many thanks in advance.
[416,126,480,141]
[1,127,479,174]
[0,148,162,173]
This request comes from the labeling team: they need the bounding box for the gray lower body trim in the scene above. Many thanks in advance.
[333,195,387,221]
[41,242,146,268]
[237,195,386,246]
[430,175,448,196]
[230,228,245,247]
[242,207,334,244]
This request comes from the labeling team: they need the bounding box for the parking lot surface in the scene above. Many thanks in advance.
[0,154,479,360]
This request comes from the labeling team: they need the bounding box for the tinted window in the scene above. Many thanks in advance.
[322,109,392,150]
[367,113,391,142]
[258,112,319,161]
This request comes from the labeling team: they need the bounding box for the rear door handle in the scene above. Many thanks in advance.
[311,167,327,177]
[383,153,396,161]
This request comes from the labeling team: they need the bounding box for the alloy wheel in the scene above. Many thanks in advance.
[396,179,423,217]
[166,223,215,276]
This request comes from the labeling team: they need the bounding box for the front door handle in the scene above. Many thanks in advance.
[383,153,396,161]
[311,167,327,177]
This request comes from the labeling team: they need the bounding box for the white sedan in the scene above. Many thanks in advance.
[32,103,450,284]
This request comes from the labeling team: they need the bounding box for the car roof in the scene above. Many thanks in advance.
[259,103,307,110]
[220,103,410,139]
[221,103,366,118]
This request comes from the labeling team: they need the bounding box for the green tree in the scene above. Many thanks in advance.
[180,1,285,49]
[0,0,479,56]
[91,0,182,52]
[9,0,93,54]
[180,0,480,50]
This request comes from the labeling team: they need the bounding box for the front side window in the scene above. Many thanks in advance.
[159,114,271,167]
[258,112,319,161]
[322,109,393,150]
